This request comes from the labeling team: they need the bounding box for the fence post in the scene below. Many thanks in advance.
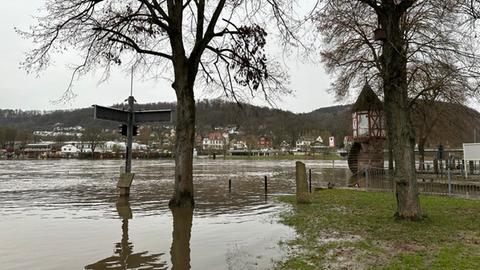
[229,179,232,193]
[264,175,268,194]
[295,161,310,203]
[309,169,312,193]
[365,168,369,190]
[448,167,452,195]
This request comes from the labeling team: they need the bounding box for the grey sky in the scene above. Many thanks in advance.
[0,1,342,113]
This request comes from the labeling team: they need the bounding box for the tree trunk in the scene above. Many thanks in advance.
[169,72,196,208]
[381,9,421,220]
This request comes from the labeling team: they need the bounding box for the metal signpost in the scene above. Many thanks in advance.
[93,96,172,196]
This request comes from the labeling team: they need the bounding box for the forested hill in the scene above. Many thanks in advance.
[0,99,479,148]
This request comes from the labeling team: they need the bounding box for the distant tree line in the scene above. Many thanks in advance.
[0,127,32,148]
[1,99,479,150]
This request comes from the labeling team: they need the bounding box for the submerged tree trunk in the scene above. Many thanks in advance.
[169,64,197,208]
[381,7,421,220]
[170,207,193,270]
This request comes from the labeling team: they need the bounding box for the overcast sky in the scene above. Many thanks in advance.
[0,1,345,113]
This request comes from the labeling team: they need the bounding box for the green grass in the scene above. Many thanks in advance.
[277,189,480,269]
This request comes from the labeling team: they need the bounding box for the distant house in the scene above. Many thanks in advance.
[295,137,315,152]
[104,141,126,152]
[23,143,54,158]
[132,143,148,151]
[61,141,106,153]
[230,139,248,150]
[202,131,228,150]
[60,144,80,157]
[280,141,291,152]
[33,125,84,138]
[227,126,239,135]
[310,136,327,152]
[257,136,272,149]
[329,136,336,148]
[61,144,80,153]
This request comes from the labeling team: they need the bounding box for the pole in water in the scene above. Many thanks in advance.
[309,169,312,193]
[228,179,232,193]
[264,175,268,194]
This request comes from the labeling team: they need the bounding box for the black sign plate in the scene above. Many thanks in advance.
[93,105,129,123]
[135,110,172,123]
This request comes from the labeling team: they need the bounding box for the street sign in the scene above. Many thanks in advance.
[135,109,172,123]
[93,105,128,123]
[93,96,173,196]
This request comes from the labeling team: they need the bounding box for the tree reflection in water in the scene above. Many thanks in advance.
[84,197,168,270]
[170,207,193,270]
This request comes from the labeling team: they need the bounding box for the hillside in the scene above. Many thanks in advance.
[0,99,479,148]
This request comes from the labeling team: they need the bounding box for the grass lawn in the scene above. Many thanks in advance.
[277,189,480,270]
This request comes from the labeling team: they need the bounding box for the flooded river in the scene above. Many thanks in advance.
[0,159,351,269]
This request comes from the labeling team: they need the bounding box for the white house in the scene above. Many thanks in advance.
[61,144,80,153]
[229,139,248,150]
[132,143,148,151]
[202,131,227,150]
[295,137,315,152]
[104,141,126,152]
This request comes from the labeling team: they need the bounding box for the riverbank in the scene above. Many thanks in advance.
[0,153,342,161]
[277,189,480,269]
[223,153,341,161]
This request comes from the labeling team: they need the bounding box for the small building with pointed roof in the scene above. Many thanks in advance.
[348,83,386,174]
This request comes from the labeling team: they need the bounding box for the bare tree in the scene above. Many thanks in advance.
[314,0,480,219]
[20,0,299,208]
[82,126,105,159]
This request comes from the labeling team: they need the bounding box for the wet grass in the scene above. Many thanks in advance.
[277,189,480,269]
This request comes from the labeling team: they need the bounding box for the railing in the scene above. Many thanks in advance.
[354,165,480,198]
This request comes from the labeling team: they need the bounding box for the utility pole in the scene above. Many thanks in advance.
[125,96,135,174]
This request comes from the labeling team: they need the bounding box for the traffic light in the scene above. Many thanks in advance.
[118,124,139,136]
[118,124,127,136]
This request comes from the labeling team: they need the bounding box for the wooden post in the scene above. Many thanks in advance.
[264,176,268,194]
[296,161,310,203]
[228,179,232,193]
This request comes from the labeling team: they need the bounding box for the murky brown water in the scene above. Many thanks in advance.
[0,159,351,270]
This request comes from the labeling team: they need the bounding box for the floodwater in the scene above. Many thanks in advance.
[0,159,351,270]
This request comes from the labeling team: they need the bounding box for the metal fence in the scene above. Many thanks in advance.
[353,167,480,198]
